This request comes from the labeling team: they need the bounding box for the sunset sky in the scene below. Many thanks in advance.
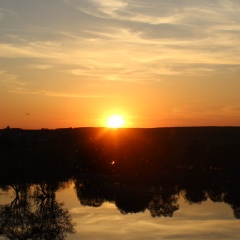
[1,0,240,129]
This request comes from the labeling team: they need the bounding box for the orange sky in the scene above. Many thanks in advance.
[1,0,240,129]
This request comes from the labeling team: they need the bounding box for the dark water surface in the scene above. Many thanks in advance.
[1,127,240,239]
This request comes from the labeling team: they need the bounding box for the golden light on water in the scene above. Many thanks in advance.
[107,115,125,128]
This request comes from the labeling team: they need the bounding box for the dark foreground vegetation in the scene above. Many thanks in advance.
[0,127,240,239]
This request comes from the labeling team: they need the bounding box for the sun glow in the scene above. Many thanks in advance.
[107,115,125,128]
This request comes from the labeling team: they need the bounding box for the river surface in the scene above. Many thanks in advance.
[0,180,239,240]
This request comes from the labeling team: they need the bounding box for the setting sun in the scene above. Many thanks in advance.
[107,115,125,128]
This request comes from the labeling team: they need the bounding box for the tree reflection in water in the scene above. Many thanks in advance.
[0,183,33,239]
[0,182,76,240]
[148,187,179,218]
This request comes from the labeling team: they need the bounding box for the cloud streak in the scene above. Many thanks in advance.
[1,0,240,78]
[8,88,118,99]
[0,70,25,92]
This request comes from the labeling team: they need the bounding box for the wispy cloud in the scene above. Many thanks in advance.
[0,7,16,21]
[222,104,240,113]
[26,64,54,70]
[0,0,240,83]
[8,89,117,98]
[66,0,240,29]
[0,70,25,91]
[0,11,4,21]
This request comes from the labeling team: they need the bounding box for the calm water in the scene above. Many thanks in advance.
[1,127,240,239]
[0,180,240,240]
